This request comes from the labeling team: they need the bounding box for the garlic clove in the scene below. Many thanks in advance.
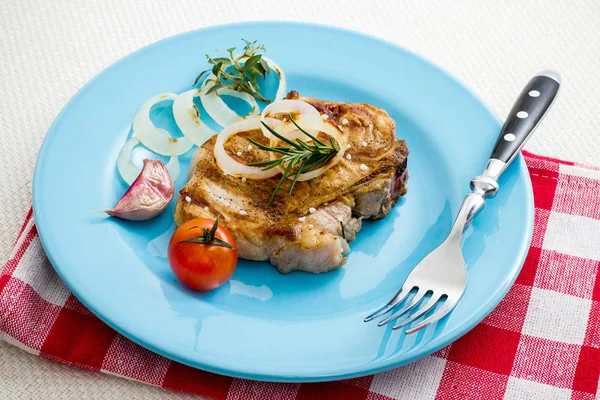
[106,159,174,220]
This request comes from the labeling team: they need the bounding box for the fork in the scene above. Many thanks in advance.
[365,71,561,334]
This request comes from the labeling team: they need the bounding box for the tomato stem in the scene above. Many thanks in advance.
[178,215,235,250]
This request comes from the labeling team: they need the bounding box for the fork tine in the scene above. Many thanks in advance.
[404,297,457,334]
[364,286,412,322]
[392,294,442,330]
[377,289,427,326]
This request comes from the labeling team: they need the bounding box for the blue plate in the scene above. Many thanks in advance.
[33,22,533,382]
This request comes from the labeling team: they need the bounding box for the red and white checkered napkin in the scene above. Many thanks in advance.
[1,151,600,399]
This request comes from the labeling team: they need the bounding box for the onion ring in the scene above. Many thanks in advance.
[199,55,286,127]
[235,55,286,101]
[258,56,286,101]
[269,118,347,181]
[199,77,260,127]
[133,93,193,156]
[117,137,180,185]
[172,88,216,146]
[260,99,321,139]
[214,117,280,179]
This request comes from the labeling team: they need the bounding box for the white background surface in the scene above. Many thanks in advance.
[1,0,599,398]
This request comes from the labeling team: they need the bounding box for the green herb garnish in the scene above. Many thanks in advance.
[179,215,234,249]
[247,114,340,206]
[194,39,271,102]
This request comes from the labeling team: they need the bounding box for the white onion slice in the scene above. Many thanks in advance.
[117,137,180,185]
[199,55,286,127]
[260,99,321,139]
[214,117,280,179]
[133,93,193,156]
[234,55,287,101]
[269,119,347,181]
[167,153,181,183]
[199,77,260,127]
[261,56,286,101]
[172,89,216,146]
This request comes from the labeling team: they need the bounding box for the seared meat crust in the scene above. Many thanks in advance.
[174,92,408,273]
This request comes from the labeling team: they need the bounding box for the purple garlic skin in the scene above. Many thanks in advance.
[106,159,174,220]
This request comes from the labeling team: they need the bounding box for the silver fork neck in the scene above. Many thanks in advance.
[448,165,501,240]
[448,193,485,239]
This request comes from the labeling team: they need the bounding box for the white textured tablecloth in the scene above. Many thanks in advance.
[1,1,599,398]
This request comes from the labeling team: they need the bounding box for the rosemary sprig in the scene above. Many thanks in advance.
[247,114,340,206]
[194,39,272,102]
[178,215,234,249]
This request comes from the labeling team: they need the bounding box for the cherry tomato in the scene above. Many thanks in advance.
[168,218,238,291]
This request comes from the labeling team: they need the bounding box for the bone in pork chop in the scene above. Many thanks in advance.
[174,91,408,273]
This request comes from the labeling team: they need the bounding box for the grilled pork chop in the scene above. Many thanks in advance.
[174,92,408,273]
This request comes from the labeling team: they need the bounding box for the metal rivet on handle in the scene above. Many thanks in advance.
[517,111,528,119]
[504,133,516,142]
[529,90,540,97]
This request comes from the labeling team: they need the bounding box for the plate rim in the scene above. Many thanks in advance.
[32,21,534,382]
